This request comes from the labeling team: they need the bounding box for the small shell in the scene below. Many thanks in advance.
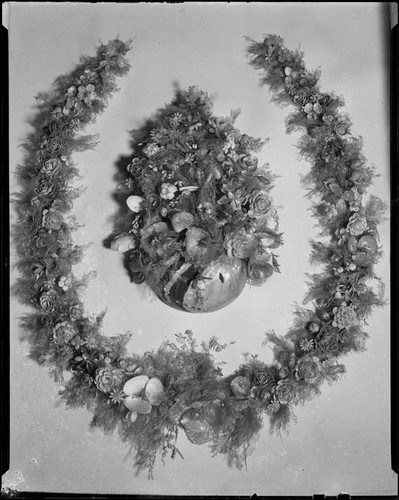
[313,102,322,114]
[145,377,165,406]
[123,375,149,397]
[171,211,194,233]
[124,397,152,414]
[304,103,314,114]
[179,185,199,192]
[284,67,293,76]
[212,166,223,180]
[230,376,251,398]
[110,234,137,252]
[126,195,144,212]
[129,411,138,422]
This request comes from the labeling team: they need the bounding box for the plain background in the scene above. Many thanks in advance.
[6,2,395,496]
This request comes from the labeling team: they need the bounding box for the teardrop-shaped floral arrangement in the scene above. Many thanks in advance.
[108,86,282,312]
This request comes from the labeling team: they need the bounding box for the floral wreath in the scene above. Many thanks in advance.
[14,35,386,478]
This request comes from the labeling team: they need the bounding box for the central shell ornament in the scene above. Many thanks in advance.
[153,255,247,313]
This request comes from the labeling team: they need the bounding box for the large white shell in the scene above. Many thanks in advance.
[123,375,149,397]
[124,397,152,414]
[126,195,144,212]
[145,377,165,406]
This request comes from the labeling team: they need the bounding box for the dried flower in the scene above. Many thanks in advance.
[143,143,161,157]
[40,158,62,176]
[53,321,77,344]
[299,338,315,352]
[275,380,295,405]
[332,304,358,329]
[39,289,59,312]
[346,214,368,237]
[94,367,124,394]
[160,183,178,200]
[42,208,63,230]
[33,177,57,197]
[225,231,254,259]
[295,356,320,383]
[248,192,271,218]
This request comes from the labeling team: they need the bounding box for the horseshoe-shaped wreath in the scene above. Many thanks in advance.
[14,35,386,478]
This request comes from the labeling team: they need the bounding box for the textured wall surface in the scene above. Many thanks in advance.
[6,2,395,496]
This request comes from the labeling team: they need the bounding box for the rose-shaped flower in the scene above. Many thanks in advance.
[42,208,63,230]
[295,356,320,383]
[33,177,57,198]
[248,192,271,218]
[94,367,124,394]
[275,380,295,405]
[39,290,59,312]
[333,304,358,329]
[247,256,274,286]
[253,371,270,386]
[53,321,77,344]
[127,158,144,176]
[160,182,178,200]
[35,229,57,249]
[40,158,62,176]
[225,231,254,259]
[315,333,340,355]
[69,304,83,320]
[346,214,368,237]
[39,314,53,330]
[242,155,259,173]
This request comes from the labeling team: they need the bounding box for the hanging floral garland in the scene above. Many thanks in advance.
[107,86,281,313]
[14,35,386,479]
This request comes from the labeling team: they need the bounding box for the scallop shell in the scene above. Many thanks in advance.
[145,377,165,406]
[124,397,152,414]
[123,375,149,396]
[126,195,144,212]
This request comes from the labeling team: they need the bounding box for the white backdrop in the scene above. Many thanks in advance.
[7,2,395,496]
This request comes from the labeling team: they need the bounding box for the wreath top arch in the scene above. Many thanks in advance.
[14,35,386,478]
